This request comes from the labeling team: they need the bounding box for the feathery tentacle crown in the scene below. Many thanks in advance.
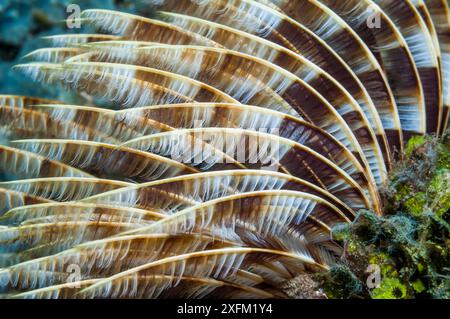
[0,0,447,299]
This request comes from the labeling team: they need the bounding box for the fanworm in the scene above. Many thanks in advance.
[0,0,448,299]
